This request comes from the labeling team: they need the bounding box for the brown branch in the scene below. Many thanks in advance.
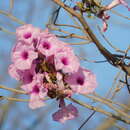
[97,25,125,54]
[111,10,130,20]
[54,23,81,29]
[53,0,130,76]
[0,10,25,24]
[47,24,89,40]
[84,94,130,119]
[0,85,26,94]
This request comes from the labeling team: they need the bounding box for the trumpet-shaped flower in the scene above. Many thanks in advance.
[37,37,59,57]
[21,74,47,109]
[16,24,41,45]
[12,45,38,70]
[52,104,78,123]
[65,67,97,94]
[54,47,79,73]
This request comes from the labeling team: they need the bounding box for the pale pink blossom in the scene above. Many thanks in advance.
[8,64,21,80]
[29,83,47,109]
[21,74,47,109]
[65,67,97,94]
[8,63,36,84]
[40,29,56,39]
[21,73,43,92]
[29,93,45,109]
[16,24,41,45]
[37,37,59,57]
[54,48,79,73]
[12,45,38,70]
[52,104,78,123]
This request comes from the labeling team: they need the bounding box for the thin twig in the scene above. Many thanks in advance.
[68,97,130,124]
[125,74,130,94]
[9,0,14,13]
[0,10,25,24]
[93,93,130,111]
[78,111,96,130]
[47,24,89,40]
[78,55,108,63]
[54,23,81,29]
[111,10,130,20]
[84,94,130,119]
[67,41,91,45]
[97,25,125,54]
[53,0,130,76]
[0,96,50,102]
[0,85,26,94]
[0,26,15,35]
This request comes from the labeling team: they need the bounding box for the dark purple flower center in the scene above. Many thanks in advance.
[27,74,33,83]
[61,57,69,65]
[33,85,40,93]
[24,32,32,39]
[23,73,33,84]
[42,41,51,50]
[21,51,28,60]
[77,77,84,85]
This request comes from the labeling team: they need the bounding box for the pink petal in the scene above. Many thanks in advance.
[12,45,38,70]
[8,64,21,80]
[65,67,97,94]
[54,48,80,73]
[52,104,78,123]
[16,24,41,45]
[29,93,45,109]
[102,20,108,32]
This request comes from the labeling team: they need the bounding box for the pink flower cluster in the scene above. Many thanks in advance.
[8,24,97,123]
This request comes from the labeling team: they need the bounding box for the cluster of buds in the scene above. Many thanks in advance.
[8,24,97,123]
[74,0,130,32]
